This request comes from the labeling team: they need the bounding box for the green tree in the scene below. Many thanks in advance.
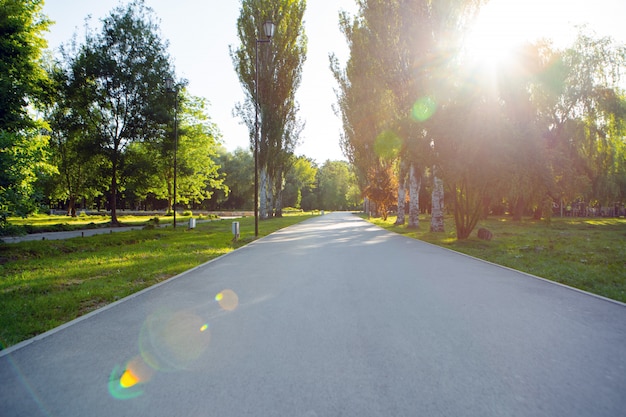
[0,0,50,131]
[283,155,317,209]
[213,147,254,210]
[0,0,54,223]
[66,0,173,225]
[142,92,226,212]
[332,0,483,229]
[533,31,626,214]
[231,0,307,218]
[45,53,106,216]
[318,160,359,211]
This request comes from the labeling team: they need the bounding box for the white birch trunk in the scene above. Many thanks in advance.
[395,161,407,225]
[260,167,268,219]
[266,172,274,218]
[430,169,444,232]
[408,162,420,228]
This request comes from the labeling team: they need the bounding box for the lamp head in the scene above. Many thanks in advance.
[263,20,275,40]
[164,76,174,91]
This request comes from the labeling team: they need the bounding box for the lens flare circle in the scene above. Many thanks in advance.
[215,289,239,311]
[412,96,437,122]
[138,309,211,372]
[108,365,144,400]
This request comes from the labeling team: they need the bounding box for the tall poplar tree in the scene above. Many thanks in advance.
[231,0,307,218]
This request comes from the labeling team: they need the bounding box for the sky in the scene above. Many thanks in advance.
[41,0,626,165]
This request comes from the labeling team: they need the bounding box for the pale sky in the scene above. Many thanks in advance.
[42,0,625,165]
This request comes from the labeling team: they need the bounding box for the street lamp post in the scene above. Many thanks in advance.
[254,20,276,237]
[165,76,178,229]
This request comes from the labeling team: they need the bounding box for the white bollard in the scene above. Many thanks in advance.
[232,221,240,240]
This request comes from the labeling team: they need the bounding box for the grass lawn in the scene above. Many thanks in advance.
[366,214,626,304]
[0,213,315,350]
[4,212,208,235]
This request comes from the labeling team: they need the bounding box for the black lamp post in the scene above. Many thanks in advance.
[254,20,276,237]
[165,76,178,229]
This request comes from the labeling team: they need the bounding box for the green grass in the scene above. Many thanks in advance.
[0,213,315,349]
[365,214,626,304]
[4,213,213,235]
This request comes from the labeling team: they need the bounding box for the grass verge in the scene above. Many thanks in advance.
[0,213,315,349]
[365,214,626,304]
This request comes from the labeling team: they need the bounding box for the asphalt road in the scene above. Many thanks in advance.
[1,212,625,417]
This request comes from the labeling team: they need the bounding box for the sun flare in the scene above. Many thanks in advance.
[463,0,531,70]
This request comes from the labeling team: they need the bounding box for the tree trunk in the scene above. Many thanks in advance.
[430,170,444,232]
[408,163,420,228]
[395,161,407,225]
[512,196,524,221]
[110,160,119,226]
[260,167,268,219]
[67,195,77,217]
[274,173,285,217]
[266,172,274,218]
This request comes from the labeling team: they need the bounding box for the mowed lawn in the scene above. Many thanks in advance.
[367,214,626,304]
[0,213,315,349]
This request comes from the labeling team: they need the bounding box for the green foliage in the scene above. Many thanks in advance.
[0,0,50,132]
[0,0,54,225]
[61,0,174,224]
[318,160,361,211]
[283,155,317,209]
[212,147,253,210]
[0,129,56,222]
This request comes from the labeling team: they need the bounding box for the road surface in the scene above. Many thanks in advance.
[1,212,625,416]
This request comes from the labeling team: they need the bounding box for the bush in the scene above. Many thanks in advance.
[182,210,193,217]
[0,222,26,237]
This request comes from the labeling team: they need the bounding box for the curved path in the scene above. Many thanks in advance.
[1,212,625,416]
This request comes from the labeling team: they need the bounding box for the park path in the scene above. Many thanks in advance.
[1,212,625,416]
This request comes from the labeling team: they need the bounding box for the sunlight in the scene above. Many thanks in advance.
[463,0,625,73]
[463,0,531,71]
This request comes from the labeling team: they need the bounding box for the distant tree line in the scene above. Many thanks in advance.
[332,0,626,238]
[209,149,361,212]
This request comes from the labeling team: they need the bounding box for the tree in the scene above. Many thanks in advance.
[0,0,50,131]
[364,162,398,220]
[0,0,54,224]
[212,147,254,210]
[66,0,173,225]
[140,92,226,212]
[231,0,307,219]
[318,160,360,211]
[283,155,317,209]
[45,51,106,216]
[332,0,483,229]
[531,32,626,215]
